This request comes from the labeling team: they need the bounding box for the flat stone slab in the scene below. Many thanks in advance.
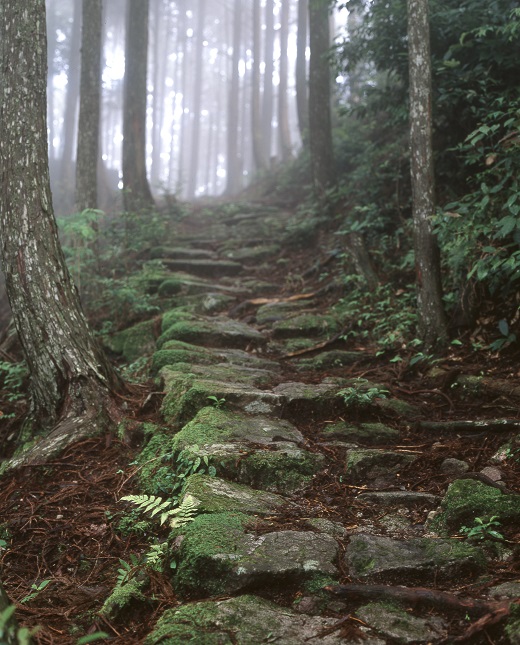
[180,474,288,515]
[274,379,347,420]
[322,422,400,446]
[146,594,381,645]
[292,350,366,371]
[156,272,245,297]
[161,372,282,424]
[158,315,265,350]
[346,534,486,583]
[357,491,441,506]
[225,244,281,264]
[356,602,447,644]
[162,257,243,277]
[256,300,313,325]
[150,246,216,260]
[272,313,340,339]
[345,449,417,485]
[173,511,338,597]
[173,407,304,450]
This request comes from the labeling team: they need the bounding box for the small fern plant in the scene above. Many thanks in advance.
[120,493,200,529]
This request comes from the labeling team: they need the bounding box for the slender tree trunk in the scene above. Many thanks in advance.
[122,0,155,212]
[262,0,275,164]
[278,0,292,162]
[186,0,206,199]
[407,0,448,347]
[308,0,335,193]
[226,0,243,195]
[75,0,103,212]
[0,0,122,468]
[177,4,189,196]
[252,0,267,171]
[296,0,309,144]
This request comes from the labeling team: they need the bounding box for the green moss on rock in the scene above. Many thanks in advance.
[103,318,157,362]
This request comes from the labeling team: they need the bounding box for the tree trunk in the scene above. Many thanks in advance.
[308,0,335,194]
[122,0,155,212]
[226,0,243,195]
[278,0,293,162]
[407,0,448,348]
[0,0,122,468]
[296,0,309,143]
[75,0,103,212]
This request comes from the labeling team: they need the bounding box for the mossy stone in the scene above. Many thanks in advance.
[100,577,148,620]
[428,478,520,534]
[157,317,265,350]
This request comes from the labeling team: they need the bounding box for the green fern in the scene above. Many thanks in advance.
[121,493,200,528]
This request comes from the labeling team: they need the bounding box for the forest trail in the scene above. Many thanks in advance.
[1,202,520,643]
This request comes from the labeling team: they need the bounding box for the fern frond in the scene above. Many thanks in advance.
[121,494,174,518]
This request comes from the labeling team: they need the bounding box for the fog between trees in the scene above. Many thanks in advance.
[47,0,346,213]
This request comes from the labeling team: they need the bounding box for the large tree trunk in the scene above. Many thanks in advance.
[308,0,335,194]
[122,0,155,212]
[407,0,448,347]
[75,0,103,212]
[0,0,122,468]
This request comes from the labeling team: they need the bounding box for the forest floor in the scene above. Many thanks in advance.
[0,199,519,644]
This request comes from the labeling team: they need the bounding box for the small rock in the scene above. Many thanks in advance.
[295,596,321,614]
[488,581,520,599]
[440,457,470,475]
[479,466,502,481]
[356,601,447,643]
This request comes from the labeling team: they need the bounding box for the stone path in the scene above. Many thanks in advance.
[105,204,520,644]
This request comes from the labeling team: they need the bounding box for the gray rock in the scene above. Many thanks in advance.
[440,458,470,476]
[307,518,348,539]
[274,380,346,419]
[356,601,447,643]
[479,466,503,481]
[346,533,487,583]
[488,581,520,599]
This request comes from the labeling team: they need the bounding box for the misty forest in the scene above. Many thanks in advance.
[0,0,520,643]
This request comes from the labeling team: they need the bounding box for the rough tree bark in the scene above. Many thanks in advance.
[122,0,155,212]
[0,0,122,468]
[308,0,335,194]
[407,0,448,347]
[75,0,103,212]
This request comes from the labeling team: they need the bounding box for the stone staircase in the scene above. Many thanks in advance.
[105,203,520,644]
